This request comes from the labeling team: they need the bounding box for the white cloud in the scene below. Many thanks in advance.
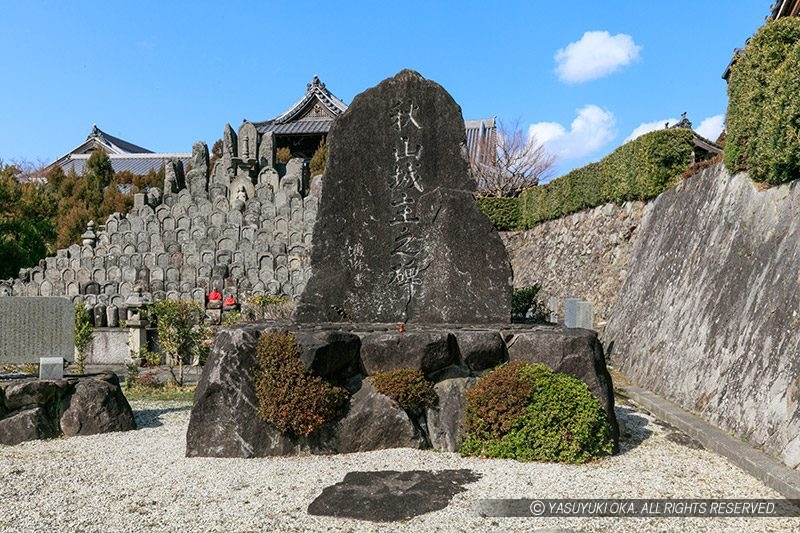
[625,114,726,144]
[696,114,725,141]
[529,105,617,161]
[624,118,677,143]
[555,31,642,83]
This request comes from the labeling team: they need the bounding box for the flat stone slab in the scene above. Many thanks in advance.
[307,469,481,522]
[0,297,74,364]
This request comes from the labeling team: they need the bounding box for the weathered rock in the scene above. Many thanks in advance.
[506,327,618,445]
[59,378,136,437]
[295,330,361,380]
[186,324,283,458]
[453,330,506,372]
[3,379,67,412]
[360,331,454,377]
[295,69,512,324]
[426,377,475,452]
[335,380,426,453]
[185,324,335,457]
[186,142,210,198]
[307,469,481,522]
[0,407,60,446]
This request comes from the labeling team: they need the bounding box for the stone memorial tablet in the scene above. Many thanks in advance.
[295,70,511,324]
[0,297,75,364]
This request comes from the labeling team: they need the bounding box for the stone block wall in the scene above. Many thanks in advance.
[501,201,647,330]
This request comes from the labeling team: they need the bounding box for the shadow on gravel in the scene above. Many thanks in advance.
[615,404,654,455]
[653,420,705,450]
[308,469,482,522]
[134,405,193,429]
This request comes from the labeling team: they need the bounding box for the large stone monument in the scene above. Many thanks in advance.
[295,70,512,324]
[186,71,618,458]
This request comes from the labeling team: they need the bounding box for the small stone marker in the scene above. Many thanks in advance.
[39,357,64,380]
[564,297,593,329]
[295,70,512,324]
[0,297,75,364]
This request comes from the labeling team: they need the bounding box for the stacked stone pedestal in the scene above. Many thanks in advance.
[185,322,618,457]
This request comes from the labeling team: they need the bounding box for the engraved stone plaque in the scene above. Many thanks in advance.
[0,297,75,364]
[295,70,511,324]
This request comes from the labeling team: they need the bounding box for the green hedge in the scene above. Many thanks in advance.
[476,128,695,230]
[725,17,800,185]
[516,128,695,228]
[476,196,522,230]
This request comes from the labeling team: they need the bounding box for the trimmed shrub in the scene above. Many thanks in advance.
[517,129,695,228]
[254,331,349,437]
[461,361,613,463]
[476,196,522,231]
[726,17,800,185]
[511,285,548,322]
[74,303,93,374]
[370,368,438,415]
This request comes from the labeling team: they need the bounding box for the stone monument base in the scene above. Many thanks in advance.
[186,322,618,458]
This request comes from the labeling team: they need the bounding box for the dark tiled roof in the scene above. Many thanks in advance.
[87,124,153,154]
[255,119,335,135]
[59,154,191,176]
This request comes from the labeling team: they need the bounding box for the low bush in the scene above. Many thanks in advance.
[254,331,349,437]
[150,301,210,386]
[243,295,295,321]
[461,361,613,463]
[370,368,438,415]
[511,285,549,322]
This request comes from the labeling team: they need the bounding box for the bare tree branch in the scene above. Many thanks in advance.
[470,119,557,197]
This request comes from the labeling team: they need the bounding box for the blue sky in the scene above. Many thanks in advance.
[0,1,768,178]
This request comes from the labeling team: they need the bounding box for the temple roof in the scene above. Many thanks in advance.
[48,125,188,176]
[253,76,348,136]
[73,124,153,155]
[669,113,723,156]
[57,153,192,176]
[252,75,497,161]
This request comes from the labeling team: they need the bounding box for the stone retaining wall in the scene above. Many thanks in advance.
[605,164,800,469]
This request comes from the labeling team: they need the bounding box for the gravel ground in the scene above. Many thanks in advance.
[1,399,798,533]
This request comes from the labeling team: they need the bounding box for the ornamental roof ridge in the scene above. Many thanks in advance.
[87,124,153,154]
[253,75,348,129]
